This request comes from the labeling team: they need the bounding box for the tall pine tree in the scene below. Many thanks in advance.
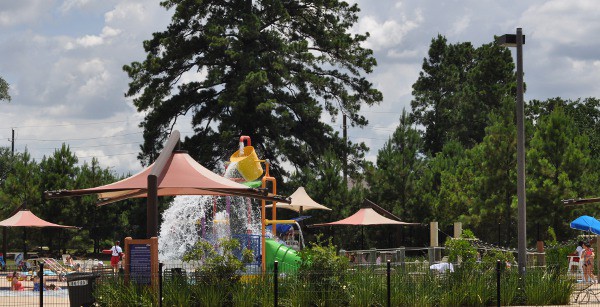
[124,0,382,176]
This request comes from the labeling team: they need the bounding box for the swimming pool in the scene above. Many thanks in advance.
[0,289,68,297]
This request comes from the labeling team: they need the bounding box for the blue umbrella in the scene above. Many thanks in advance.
[570,215,600,235]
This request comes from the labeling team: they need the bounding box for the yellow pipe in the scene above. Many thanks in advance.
[265,219,297,225]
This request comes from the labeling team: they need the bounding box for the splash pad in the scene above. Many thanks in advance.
[158,136,302,273]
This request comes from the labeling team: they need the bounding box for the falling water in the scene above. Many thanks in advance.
[158,195,208,261]
[239,141,245,156]
[158,161,263,262]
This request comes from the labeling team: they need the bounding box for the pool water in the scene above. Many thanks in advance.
[0,289,68,297]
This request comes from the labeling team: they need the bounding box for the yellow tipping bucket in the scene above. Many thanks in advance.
[230,145,263,181]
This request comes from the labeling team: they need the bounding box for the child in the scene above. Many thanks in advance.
[32,275,41,291]
[11,272,24,291]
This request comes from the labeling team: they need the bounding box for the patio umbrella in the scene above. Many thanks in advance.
[266,187,331,212]
[0,209,78,258]
[0,210,78,229]
[570,215,600,235]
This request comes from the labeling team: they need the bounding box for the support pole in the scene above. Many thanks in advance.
[261,161,276,273]
[453,222,462,238]
[430,222,438,247]
[146,130,180,238]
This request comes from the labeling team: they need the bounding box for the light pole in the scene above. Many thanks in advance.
[497,28,526,275]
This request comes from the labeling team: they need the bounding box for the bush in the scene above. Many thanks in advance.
[183,237,253,287]
[297,235,351,305]
[444,229,478,265]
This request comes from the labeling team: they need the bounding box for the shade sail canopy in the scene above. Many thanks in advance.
[267,187,331,212]
[570,215,600,235]
[45,150,289,206]
[0,210,77,228]
[309,200,419,227]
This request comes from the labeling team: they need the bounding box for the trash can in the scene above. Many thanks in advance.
[66,272,100,307]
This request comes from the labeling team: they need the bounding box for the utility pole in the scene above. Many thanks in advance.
[2,129,15,265]
[343,114,348,188]
[497,28,527,275]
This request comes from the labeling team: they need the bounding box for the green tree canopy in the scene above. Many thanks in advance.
[124,0,382,177]
[366,109,426,223]
[410,35,514,155]
[527,107,597,238]
[0,77,10,102]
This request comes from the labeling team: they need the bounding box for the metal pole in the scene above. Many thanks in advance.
[159,262,163,307]
[516,27,527,275]
[496,260,501,307]
[387,260,391,307]
[40,263,44,307]
[273,261,278,307]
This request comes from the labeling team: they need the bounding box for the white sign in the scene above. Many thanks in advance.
[68,280,88,286]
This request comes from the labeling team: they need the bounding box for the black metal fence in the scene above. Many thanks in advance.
[0,260,596,306]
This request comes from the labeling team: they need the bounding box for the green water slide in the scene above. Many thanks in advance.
[264,238,301,273]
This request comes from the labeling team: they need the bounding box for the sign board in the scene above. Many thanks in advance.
[123,237,159,289]
[68,280,88,287]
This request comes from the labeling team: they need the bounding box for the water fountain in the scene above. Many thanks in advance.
[158,185,263,262]
[158,136,302,272]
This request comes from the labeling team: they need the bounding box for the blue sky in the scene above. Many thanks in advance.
[1,0,599,175]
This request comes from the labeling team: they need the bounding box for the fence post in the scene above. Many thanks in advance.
[274,261,278,307]
[158,262,163,307]
[369,248,377,264]
[39,262,44,307]
[396,247,405,271]
[387,260,391,307]
[496,260,501,307]
[428,247,435,264]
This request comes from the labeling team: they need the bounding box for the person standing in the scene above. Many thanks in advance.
[576,241,585,274]
[583,243,596,283]
[110,241,123,273]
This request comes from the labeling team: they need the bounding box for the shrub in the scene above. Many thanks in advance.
[183,237,253,287]
[444,229,478,265]
[297,235,351,305]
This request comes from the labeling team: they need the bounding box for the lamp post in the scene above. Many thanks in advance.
[497,28,526,275]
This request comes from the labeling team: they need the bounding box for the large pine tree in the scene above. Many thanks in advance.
[124,0,382,176]
[410,35,514,155]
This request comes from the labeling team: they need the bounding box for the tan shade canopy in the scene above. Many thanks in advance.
[266,187,331,212]
[0,210,77,228]
[45,151,289,206]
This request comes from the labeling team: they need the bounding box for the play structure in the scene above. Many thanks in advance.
[226,136,304,272]
[157,135,304,273]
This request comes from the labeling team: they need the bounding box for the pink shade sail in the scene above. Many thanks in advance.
[45,150,288,206]
[310,207,418,226]
[309,199,419,227]
[0,210,77,228]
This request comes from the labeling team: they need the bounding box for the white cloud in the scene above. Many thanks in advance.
[76,35,104,47]
[0,0,52,26]
[449,14,471,36]
[59,0,92,14]
[355,9,423,51]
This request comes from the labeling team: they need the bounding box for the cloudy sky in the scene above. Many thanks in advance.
[0,0,599,176]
